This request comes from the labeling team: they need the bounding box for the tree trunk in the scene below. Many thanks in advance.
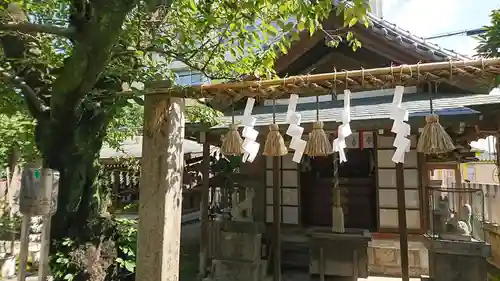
[34,105,111,244]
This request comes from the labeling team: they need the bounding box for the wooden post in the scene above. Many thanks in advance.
[136,96,185,281]
[332,151,344,233]
[38,215,51,281]
[396,162,409,281]
[199,131,210,277]
[272,156,281,281]
[17,215,30,281]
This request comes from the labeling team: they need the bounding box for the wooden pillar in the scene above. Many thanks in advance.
[199,131,210,277]
[455,163,463,216]
[496,133,500,184]
[396,162,409,281]
[136,96,185,281]
[273,156,281,281]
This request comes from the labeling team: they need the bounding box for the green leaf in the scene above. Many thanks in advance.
[188,0,197,11]
[297,21,305,31]
[124,260,136,272]
[348,17,358,27]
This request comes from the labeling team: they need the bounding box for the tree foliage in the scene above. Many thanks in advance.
[0,0,369,279]
[476,8,500,58]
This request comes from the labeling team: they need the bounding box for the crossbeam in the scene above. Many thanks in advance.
[142,58,500,99]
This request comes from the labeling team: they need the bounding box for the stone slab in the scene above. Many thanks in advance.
[309,230,371,278]
[425,237,491,281]
[217,232,261,262]
[424,238,491,257]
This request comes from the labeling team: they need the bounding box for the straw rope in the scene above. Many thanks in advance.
[139,58,500,99]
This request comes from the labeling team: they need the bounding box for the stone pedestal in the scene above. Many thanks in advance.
[207,221,267,281]
[308,228,371,281]
[424,236,491,281]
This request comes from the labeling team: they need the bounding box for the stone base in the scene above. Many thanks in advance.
[211,259,267,281]
[368,239,429,277]
[425,236,491,281]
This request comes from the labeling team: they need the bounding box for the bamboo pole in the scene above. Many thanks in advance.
[194,58,500,91]
[108,58,500,100]
[142,58,500,95]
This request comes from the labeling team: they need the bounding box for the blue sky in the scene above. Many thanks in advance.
[381,0,500,151]
[381,0,499,56]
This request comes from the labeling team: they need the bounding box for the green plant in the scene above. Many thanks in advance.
[50,217,138,281]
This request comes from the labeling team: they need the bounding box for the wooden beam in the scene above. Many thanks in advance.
[396,162,410,281]
[275,15,338,74]
[275,31,324,74]
[199,131,210,278]
[272,156,282,281]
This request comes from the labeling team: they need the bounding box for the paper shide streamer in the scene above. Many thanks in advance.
[241,98,260,163]
[285,94,306,163]
[332,89,353,163]
[390,86,411,163]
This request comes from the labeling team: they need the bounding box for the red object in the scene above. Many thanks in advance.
[359,129,364,150]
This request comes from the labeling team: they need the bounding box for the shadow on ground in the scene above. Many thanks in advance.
[180,222,201,281]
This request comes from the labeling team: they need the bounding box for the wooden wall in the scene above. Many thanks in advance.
[264,153,300,225]
[376,134,424,233]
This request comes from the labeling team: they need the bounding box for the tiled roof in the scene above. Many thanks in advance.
[331,0,471,62]
[100,137,219,159]
[368,15,471,61]
[214,93,500,128]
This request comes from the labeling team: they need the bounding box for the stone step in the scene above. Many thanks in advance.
[282,241,309,269]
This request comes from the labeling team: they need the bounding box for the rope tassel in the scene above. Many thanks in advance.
[417,83,455,155]
[263,124,288,156]
[417,114,455,154]
[221,124,243,156]
[305,121,333,157]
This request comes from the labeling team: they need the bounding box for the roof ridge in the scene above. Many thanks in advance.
[367,14,471,60]
[332,0,472,61]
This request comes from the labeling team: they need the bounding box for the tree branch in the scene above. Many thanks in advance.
[0,23,75,38]
[0,68,49,115]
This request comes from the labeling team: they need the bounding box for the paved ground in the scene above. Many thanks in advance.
[281,271,420,281]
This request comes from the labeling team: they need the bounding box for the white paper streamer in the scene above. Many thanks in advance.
[241,98,259,162]
[286,124,304,138]
[292,139,307,163]
[243,98,255,116]
[242,127,258,141]
[390,86,411,164]
[392,86,404,106]
[286,94,299,121]
[285,94,306,163]
[332,89,352,163]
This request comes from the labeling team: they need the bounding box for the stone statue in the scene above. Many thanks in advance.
[435,196,450,234]
[439,201,473,241]
[230,187,254,222]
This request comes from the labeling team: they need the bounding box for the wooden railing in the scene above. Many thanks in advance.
[458,182,500,225]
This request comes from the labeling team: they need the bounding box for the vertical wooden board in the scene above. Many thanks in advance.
[282,188,299,206]
[282,206,299,224]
